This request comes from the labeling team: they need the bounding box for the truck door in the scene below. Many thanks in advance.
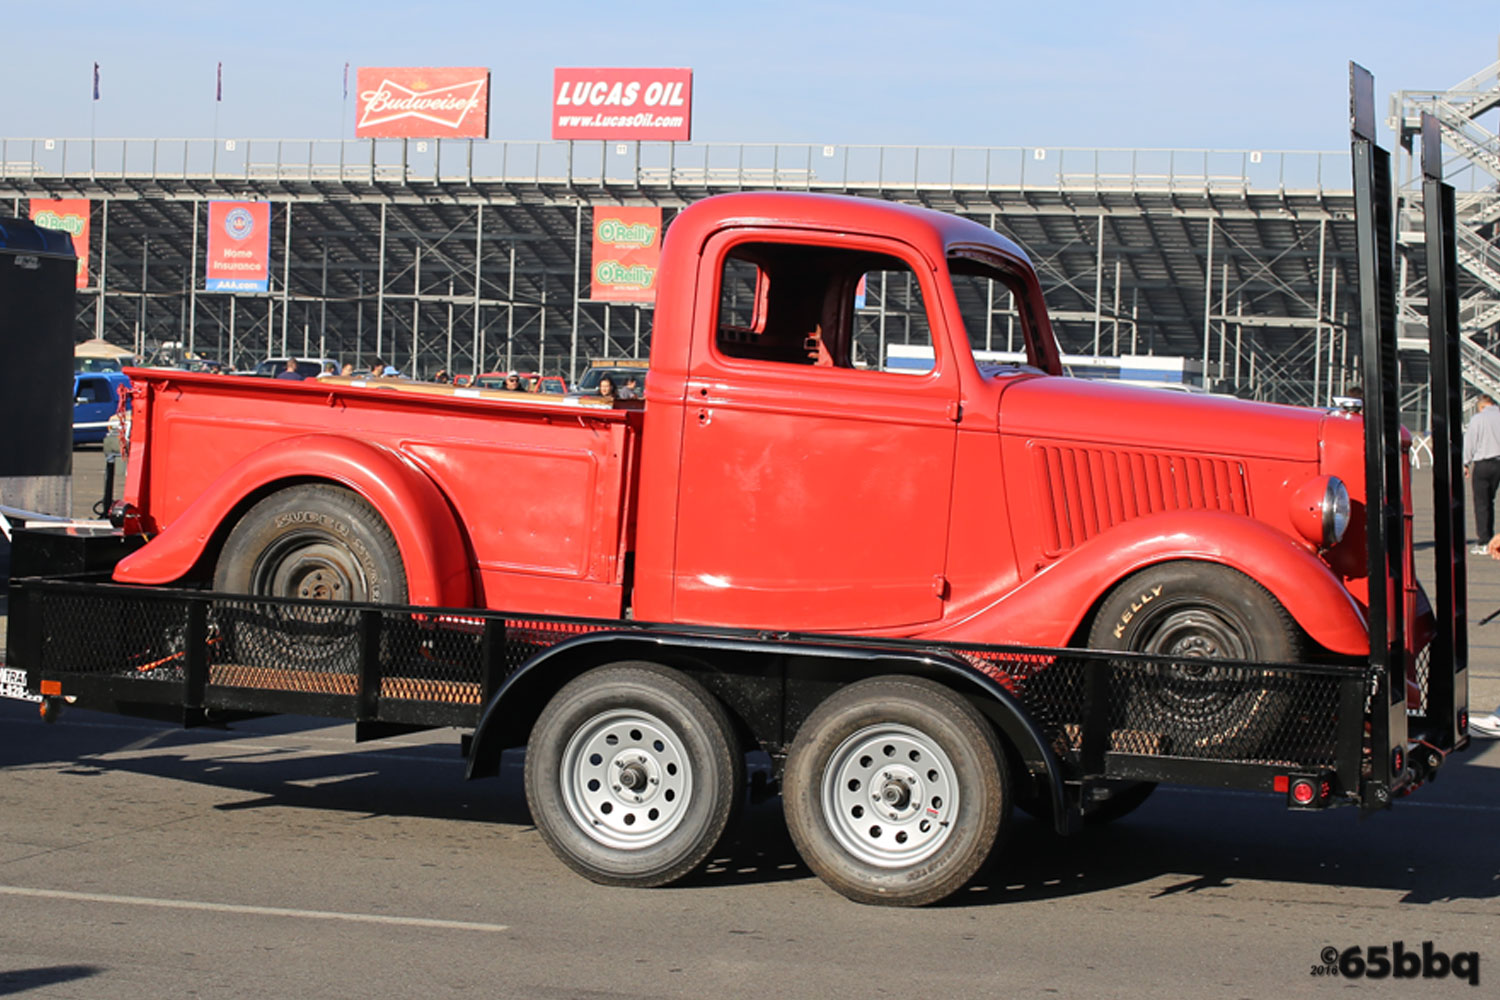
[671,230,959,631]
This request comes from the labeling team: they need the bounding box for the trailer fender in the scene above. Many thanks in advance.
[112,434,472,607]
[464,630,1073,833]
[939,511,1369,656]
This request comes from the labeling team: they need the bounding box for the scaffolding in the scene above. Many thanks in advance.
[0,127,1428,404]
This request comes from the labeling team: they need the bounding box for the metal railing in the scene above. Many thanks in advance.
[0,136,1355,195]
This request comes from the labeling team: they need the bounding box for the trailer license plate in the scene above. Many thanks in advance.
[0,667,40,703]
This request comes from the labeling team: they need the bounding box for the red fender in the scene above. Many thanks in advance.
[113,434,472,608]
[931,511,1369,656]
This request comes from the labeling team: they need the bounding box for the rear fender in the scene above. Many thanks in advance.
[112,434,472,607]
[939,511,1369,655]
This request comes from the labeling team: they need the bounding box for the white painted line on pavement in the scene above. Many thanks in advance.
[0,885,508,933]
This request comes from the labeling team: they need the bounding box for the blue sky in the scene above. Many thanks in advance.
[3,1,1495,150]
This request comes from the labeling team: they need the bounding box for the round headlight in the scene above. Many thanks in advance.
[1290,475,1351,548]
[1322,476,1351,545]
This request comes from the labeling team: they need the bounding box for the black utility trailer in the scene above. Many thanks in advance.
[1,66,1472,906]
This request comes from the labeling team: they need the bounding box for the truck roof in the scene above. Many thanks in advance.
[667,191,1033,268]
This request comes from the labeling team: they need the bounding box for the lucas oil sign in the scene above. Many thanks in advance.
[552,68,692,141]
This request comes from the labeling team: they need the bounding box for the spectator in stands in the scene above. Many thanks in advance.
[275,359,305,381]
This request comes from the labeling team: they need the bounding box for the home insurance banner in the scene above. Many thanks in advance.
[28,199,90,289]
[205,201,272,292]
[590,206,662,303]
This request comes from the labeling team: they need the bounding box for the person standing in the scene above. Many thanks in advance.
[1464,395,1500,556]
[275,358,304,381]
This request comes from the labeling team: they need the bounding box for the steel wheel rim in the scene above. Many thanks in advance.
[559,708,693,850]
[1137,603,1258,728]
[252,533,368,602]
[822,723,959,868]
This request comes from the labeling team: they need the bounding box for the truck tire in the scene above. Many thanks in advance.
[782,676,1007,906]
[524,662,743,888]
[1087,561,1301,755]
[212,485,406,670]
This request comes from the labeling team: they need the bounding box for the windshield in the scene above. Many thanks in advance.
[946,251,1061,376]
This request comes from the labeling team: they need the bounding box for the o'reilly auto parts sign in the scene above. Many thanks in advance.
[356,67,491,139]
[552,68,692,141]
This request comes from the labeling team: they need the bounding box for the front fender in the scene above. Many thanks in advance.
[933,511,1369,656]
[112,434,472,607]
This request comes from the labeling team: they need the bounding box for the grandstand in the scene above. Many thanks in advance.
[2,54,1495,420]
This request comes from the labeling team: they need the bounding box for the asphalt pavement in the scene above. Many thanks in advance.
[0,446,1496,999]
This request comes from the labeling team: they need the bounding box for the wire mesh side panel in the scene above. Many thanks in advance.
[500,618,610,678]
[1103,657,1345,767]
[1409,642,1431,716]
[951,644,1349,771]
[208,598,360,694]
[29,588,193,683]
[378,611,485,704]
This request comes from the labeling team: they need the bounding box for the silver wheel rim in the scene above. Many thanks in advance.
[559,708,693,850]
[821,723,959,868]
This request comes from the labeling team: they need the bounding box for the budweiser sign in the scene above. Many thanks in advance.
[553,68,692,141]
[356,67,490,139]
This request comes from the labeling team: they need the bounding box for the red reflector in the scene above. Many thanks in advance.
[1273,775,1290,793]
[40,680,62,696]
[1291,780,1317,805]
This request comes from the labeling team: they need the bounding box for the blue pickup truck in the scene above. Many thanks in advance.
[72,370,130,445]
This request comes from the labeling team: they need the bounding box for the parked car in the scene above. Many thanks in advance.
[73,371,131,445]
[249,357,339,379]
[470,371,567,394]
[568,361,647,398]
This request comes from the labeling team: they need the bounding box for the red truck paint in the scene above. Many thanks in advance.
[112,192,1404,661]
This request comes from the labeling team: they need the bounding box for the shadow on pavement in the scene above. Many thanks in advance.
[0,965,104,996]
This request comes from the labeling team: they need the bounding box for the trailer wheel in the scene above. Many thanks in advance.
[212,485,406,668]
[1088,562,1300,754]
[525,662,743,888]
[783,676,1007,906]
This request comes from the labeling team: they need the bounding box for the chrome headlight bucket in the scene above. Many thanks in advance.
[1291,475,1351,548]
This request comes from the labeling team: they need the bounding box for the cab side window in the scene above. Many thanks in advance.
[715,243,932,374]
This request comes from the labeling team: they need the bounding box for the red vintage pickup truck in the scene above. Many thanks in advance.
[114,191,1385,662]
[12,169,1466,905]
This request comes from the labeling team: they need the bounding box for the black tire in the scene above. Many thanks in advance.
[524,662,744,888]
[214,484,406,603]
[1088,561,1301,755]
[782,676,1008,907]
[212,484,406,669]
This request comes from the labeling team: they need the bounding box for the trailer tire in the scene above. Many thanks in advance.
[783,676,1007,906]
[1088,562,1300,755]
[212,484,406,670]
[525,662,743,888]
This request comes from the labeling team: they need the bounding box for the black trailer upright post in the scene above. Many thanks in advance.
[1350,63,1409,812]
[1417,110,1470,746]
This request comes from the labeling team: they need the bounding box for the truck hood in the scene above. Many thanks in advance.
[995,377,1322,462]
